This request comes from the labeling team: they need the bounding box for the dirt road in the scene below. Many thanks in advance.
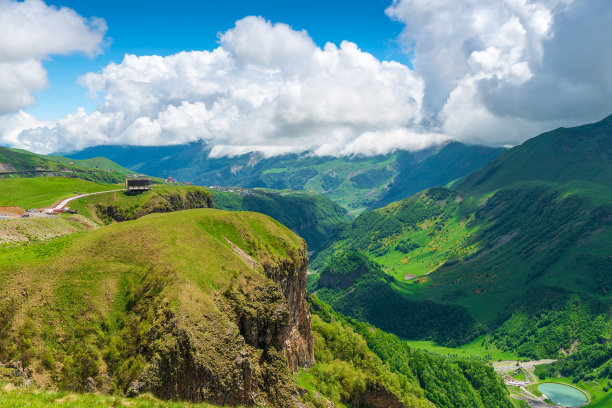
[52,189,123,210]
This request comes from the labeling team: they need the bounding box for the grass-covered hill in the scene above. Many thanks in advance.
[0,209,314,406]
[0,207,517,408]
[0,147,134,184]
[210,188,349,254]
[0,177,120,209]
[310,116,612,376]
[69,185,214,225]
[459,114,612,194]
[67,141,504,213]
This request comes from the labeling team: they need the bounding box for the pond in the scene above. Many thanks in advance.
[537,383,588,407]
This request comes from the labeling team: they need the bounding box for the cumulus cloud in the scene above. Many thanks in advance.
[14,16,440,155]
[0,0,106,149]
[387,0,612,145]
[6,1,612,156]
[0,0,106,117]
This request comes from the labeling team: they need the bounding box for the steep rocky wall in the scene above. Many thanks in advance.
[128,240,314,407]
[96,190,214,223]
[261,244,314,372]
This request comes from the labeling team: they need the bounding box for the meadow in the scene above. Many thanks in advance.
[0,177,119,208]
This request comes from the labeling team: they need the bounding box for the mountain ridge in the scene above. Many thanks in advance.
[65,141,505,212]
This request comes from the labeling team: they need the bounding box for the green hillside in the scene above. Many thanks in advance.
[0,209,313,406]
[45,154,134,174]
[210,188,349,254]
[0,177,120,208]
[310,116,612,383]
[0,147,132,184]
[0,208,517,408]
[69,185,214,224]
[459,114,612,193]
[305,295,514,408]
[68,142,504,213]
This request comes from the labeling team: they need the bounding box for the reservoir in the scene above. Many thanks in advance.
[537,383,587,407]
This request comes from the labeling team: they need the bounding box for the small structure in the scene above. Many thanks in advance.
[125,178,152,192]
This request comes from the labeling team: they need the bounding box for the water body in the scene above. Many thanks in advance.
[537,383,587,407]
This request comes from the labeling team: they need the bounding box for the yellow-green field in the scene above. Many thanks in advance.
[0,384,229,408]
[0,177,119,208]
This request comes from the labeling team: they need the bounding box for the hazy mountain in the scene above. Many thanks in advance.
[67,141,504,213]
[311,116,612,372]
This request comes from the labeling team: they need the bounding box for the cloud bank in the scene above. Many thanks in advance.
[2,0,612,156]
[387,0,612,145]
[14,16,437,155]
[0,0,106,116]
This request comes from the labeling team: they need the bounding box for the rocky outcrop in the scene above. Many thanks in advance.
[217,242,315,405]
[124,240,314,407]
[353,383,408,408]
[260,245,314,372]
[96,189,214,223]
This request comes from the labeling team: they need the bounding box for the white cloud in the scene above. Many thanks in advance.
[387,0,612,145]
[5,2,612,156]
[15,16,430,155]
[0,110,48,146]
[0,0,106,121]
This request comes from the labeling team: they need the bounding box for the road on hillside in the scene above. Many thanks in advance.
[52,189,124,210]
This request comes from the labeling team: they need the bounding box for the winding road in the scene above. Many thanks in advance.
[52,189,123,210]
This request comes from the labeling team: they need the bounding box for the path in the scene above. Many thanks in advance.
[52,189,123,211]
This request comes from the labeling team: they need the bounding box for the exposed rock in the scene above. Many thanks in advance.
[96,189,214,223]
[353,383,407,408]
[128,242,314,407]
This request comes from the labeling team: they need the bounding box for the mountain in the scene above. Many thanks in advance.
[66,142,504,213]
[459,114,612,193]
[311,116,612,367]
[210,187,349,254]
[0,146,134,184]
[0,207,516,408]
[375,142,504,208]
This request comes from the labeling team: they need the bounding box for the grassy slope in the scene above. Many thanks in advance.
[0,387,227,408]
[311,115,612,366]
[0,147,132,184]
[69,184,213,224]
[0,216,95,245]
[0,177,119,208]
[459,114,612,194]
[211,188,349,254]
[0,209,306,403]
[45,154,133,174]
[68,141,503,214]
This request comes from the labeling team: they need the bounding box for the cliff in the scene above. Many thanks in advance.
[0,209,313,407]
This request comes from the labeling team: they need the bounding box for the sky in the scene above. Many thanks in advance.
[1,0,611,156]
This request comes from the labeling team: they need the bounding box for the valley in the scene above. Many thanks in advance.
[67,141,504,214]
[1,116,611,407]
[2,1,610,407]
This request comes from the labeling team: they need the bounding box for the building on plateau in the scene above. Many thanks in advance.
[125,178,152,192]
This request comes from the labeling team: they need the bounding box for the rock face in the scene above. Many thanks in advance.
[261,246,315,372]
[133,239,314,407]
[353,384,408,408]
[96,189,214,223]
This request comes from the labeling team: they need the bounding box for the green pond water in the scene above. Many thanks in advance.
[537,383,587,407]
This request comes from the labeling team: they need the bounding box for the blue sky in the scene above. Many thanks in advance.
[35,0,405,120]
